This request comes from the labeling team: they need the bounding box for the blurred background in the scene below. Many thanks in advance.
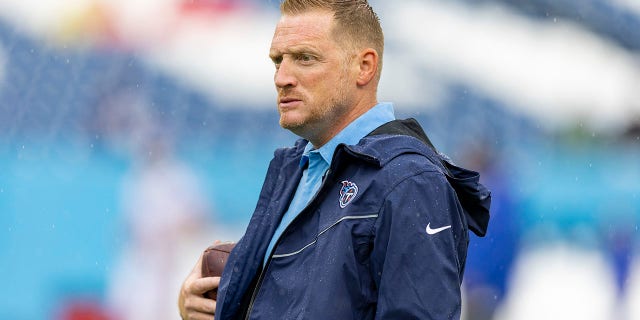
[0,0,639,319]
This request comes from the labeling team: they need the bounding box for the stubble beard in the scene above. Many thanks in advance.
[279,78,352,143]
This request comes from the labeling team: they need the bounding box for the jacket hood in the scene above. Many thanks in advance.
[349,118,491,237]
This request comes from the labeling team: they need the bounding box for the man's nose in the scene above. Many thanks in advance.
[274,60,297,88]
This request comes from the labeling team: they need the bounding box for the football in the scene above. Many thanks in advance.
[201,242,236,300]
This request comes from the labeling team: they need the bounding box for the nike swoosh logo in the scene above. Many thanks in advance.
[426,223,452,235]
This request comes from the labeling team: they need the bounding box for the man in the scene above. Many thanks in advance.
[179,1,490,319]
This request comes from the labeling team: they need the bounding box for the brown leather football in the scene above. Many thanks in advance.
[201,242,236,300]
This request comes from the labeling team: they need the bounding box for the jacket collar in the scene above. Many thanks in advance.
[286,118,491,237]
[363,118,491,237]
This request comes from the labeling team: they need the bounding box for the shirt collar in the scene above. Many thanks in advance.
[300,102,395,167]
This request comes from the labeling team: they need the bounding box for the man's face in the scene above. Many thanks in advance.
[269,10,357,144]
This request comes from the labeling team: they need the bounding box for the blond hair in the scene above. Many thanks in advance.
[280,0,384,79]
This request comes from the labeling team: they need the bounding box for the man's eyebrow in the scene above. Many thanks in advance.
[288,45,319,54]
[269,50,283,62]
[271,45,318,56]
[269,45,321,63]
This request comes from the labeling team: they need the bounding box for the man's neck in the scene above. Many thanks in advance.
[308,98,378,148]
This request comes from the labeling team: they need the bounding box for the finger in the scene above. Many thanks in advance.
[182,309,216,320]
[186,295,217,314]
[184,295,216,318]
[188,312,217,320]
[190,276,220,295]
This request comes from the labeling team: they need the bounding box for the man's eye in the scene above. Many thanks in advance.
[298,54,315,62]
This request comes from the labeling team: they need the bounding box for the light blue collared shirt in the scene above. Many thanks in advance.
[263,102,395,265]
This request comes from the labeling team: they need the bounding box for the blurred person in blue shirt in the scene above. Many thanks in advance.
[178,1,491,319]
[459,143,518,320]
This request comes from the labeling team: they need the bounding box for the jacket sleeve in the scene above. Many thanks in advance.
[371,170,468,320]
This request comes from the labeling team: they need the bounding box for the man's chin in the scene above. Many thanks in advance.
[280,117,310,137]
[279,116,305,131]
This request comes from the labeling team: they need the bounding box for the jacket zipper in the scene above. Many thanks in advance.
[243,145,380,318]
[243,257,270,320]
[242,145,377,319]
[243,168,332,320]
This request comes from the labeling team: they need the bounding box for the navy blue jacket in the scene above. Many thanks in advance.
[216,119,491,320]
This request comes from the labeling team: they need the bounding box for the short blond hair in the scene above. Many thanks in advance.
[280,0,384,78]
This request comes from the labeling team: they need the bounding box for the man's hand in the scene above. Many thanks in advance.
[178,253,220,320]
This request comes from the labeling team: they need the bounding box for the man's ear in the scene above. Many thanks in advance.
[356,48,379,86]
